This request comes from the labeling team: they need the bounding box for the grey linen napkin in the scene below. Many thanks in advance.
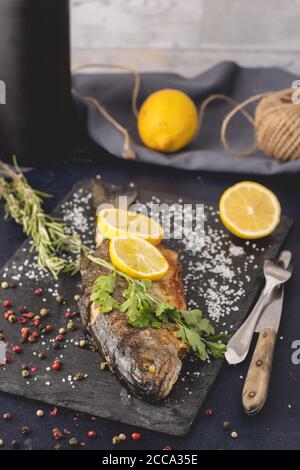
[72,61,300,175]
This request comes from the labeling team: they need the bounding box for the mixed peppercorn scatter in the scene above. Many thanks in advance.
[0,279,92,395]
[2,399,235,449]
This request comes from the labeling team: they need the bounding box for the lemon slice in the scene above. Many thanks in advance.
[219,181,281,239]
[109,235,169,280]
[97,208,163,245]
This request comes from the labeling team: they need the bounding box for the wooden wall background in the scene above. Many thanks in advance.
[71,0,300,76]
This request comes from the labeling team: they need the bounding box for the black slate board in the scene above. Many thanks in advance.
[0,180,292,435]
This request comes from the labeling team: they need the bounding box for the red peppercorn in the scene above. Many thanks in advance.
[12,345,22,354]
[5,355,13,363]
[33,319,40,327]
[55,335,64,342]
[45,324,53,332]
[52,428,63,440]
[3,299,11,308]
[3,412,12,421]
[21,327,29,337]
[64,311,73,319]
[204,408,214,417]
[31,331,39,338]
[28,336,36,343]
[24,312,34,319]
[50,407,58,417]
[31,367,38,373]
[18,316,27,324]
[4,311,12,319]
[131,432,141,440]
[51,361,61,371]
[34,288,43,296]
[87,431,96,438]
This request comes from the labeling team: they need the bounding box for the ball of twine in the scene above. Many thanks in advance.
[217,88,300,161]
[255,89,300,161]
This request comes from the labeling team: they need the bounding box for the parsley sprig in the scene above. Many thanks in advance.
[88,255,227,361]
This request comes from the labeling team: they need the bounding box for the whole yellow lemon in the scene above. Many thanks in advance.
[137,89,198,153]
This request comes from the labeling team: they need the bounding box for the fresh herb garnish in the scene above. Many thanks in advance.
[0,157,90,279]
[90,273,119,313]
[88,255,227,361]
[175,310,226,361]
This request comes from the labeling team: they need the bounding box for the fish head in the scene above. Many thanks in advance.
[125,328,188,400]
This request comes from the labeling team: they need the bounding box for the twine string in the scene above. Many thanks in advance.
[197,93,259,155]
[220,92,271,156]
[72,63,141,159]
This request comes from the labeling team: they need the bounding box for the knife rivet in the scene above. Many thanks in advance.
[249,391,256,398]
[263,331,268,338]
[256,360,263,366]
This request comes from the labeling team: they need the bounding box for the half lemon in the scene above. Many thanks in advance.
[219,181,281,239]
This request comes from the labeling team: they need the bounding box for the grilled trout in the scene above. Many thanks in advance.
[78,181,188,401]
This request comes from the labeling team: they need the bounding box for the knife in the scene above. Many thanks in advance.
[242,250,292,415]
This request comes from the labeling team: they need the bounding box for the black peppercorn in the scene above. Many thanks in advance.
[222,420,232,431]
[11,440,19,448]
[21,425,31,435]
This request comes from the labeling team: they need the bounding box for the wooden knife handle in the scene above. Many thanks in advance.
[242,327,277,415]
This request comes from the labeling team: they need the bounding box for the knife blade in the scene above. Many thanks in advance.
[255,250,291,333]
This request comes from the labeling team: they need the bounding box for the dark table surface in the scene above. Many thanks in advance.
[0,146,299,450]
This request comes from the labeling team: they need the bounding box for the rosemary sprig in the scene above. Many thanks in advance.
[0,157,90,279]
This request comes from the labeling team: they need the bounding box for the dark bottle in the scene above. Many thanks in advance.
[0,0,74,166]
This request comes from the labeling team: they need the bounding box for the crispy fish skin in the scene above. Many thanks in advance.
[78,239,188,401]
